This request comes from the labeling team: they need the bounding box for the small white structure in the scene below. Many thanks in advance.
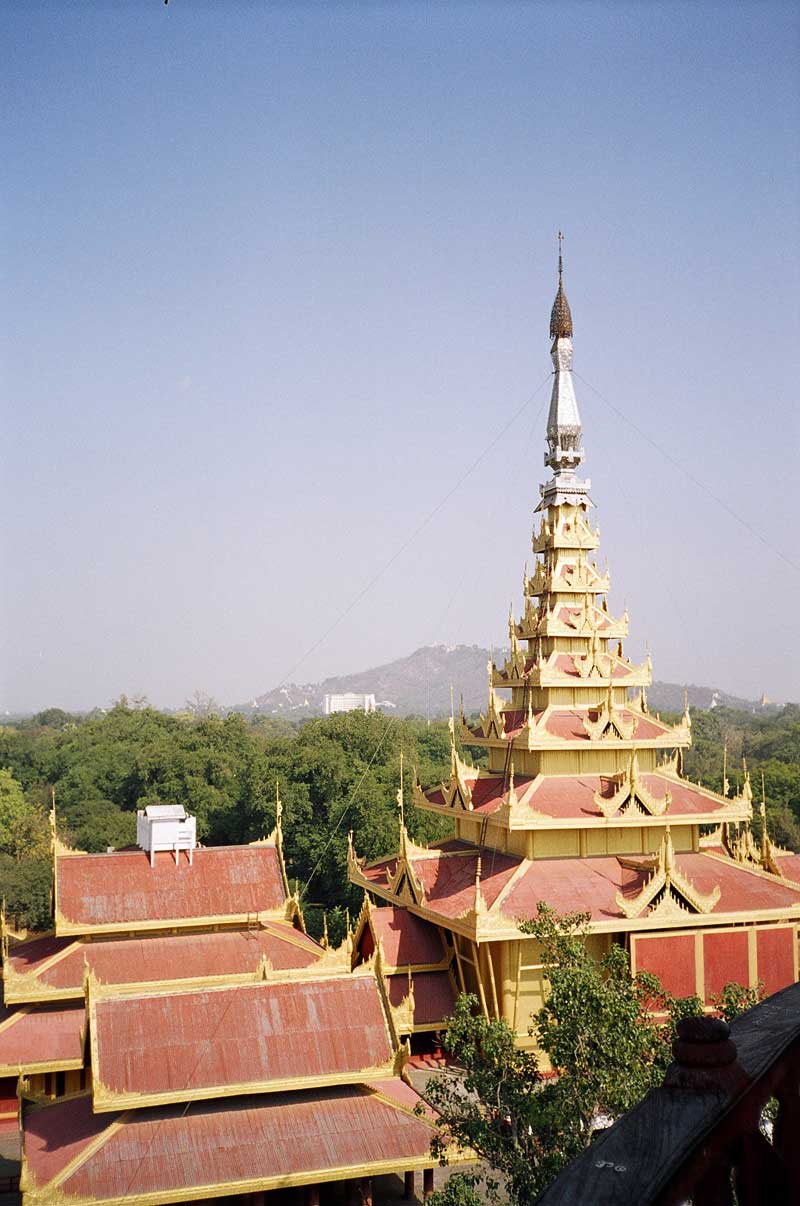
[323,692,377,715]
[136,804,197,866]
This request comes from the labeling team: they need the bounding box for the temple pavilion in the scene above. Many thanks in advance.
[3,804,448,1205]
[349,250,800,1048]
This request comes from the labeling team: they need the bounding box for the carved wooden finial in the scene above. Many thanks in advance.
[664,1017,747,1095]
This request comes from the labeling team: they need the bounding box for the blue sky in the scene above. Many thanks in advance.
[2,1,798,712]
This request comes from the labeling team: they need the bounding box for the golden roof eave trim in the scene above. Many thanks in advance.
[24,1150,466,1206]
[54,907,290,938]
[90,1062,400,1115]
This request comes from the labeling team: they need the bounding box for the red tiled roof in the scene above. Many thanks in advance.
[7,923,320,1002]
[501,852,800,925]
[91,975,393,1106]
[387,971,456,1027]
[369,907,446,968]
[0,1002,85,1072]
[56,844,286,932]
[24,1084,438,1202]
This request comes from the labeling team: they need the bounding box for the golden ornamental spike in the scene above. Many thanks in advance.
[397,751,405,828]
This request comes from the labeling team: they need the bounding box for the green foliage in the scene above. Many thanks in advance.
[683,705,800,848]
[522,905,703,1130]
[424,994,579,1205]
[0,855,52,931]
[430,909,715,1204]
[0,769,33,857]
[0,708,454,929]
[424,1172,485,1206]
[713,980,762,1020]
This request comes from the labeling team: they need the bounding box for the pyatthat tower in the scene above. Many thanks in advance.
[350,248,800,1050]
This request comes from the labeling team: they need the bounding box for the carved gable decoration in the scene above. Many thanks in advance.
[594,752,670,819]
[385,824,426,907]
[583,687,636,742]
[481,685,507,741]
[442,771,474,811]
[616,829,720,920]
[573,628,613,679]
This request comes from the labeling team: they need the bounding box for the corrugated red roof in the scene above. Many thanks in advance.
[25,1084,437,1201]
[542,708,669,741]
[502,852,800,924]
[56,844,286,932]
[91,975,393,1105]
[7,922,320,1002]
[369,907,446,967]
[774,854,800,883]
[387,972,456,1027]
[470,707,673,743]
[0,1002,85,1072]
[365,842,800,928]
[423,771,733,822]
[364,845,520,919]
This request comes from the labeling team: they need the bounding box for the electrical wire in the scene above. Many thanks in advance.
[574,371,800,576]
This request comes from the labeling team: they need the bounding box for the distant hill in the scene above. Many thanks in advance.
[236,645,769,719]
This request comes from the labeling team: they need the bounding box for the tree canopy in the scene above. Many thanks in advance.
[425,905,760,1206]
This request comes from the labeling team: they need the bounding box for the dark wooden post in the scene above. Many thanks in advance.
[306,1187,320,1206]
[403,1171,415,1200]
[423,1168,434,1199]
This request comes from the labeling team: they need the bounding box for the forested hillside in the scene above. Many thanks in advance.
[0,702,797,936]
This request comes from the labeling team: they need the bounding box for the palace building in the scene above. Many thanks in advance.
[349,251,800,1048]
[3,804,447,1205]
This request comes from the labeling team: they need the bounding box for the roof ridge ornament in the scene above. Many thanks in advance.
[616,826,721,919]
[549,231,573,340]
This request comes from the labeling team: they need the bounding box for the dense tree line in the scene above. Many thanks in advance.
[0,701,797,934]
[682,704,800,848]
[0,703,454,932]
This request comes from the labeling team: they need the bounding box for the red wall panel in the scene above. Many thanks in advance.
[634,933,697,998]
[756,927,796,997]
[703,930,750,1001]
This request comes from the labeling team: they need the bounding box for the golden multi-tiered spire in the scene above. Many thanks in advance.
[463,243,688,787]
[348,251,799,1053]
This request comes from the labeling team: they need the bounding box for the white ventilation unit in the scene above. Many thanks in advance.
[136,804,197,866]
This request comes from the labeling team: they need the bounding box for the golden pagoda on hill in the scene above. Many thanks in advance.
[349,246,800,1048]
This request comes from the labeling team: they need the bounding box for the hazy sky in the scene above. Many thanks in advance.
[2,1,799,714]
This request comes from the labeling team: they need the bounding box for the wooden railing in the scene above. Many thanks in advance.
[534,980,800,1206]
